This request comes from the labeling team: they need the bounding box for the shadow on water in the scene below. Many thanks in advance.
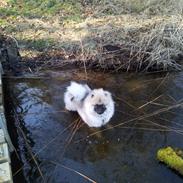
[3,69,183,183]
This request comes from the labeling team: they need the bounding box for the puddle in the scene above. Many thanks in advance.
[3,69,183,183]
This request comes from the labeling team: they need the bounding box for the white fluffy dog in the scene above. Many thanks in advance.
[64,81,115,127]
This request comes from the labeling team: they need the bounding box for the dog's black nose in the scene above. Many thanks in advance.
[94,104,106,114]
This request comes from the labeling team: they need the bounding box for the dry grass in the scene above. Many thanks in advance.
[1,0,183,71]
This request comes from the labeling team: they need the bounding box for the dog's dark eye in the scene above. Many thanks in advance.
[104,92,108,96]
[71,97,74,101]
[91,94,94,98]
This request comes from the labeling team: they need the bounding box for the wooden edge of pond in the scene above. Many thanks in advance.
[0,63,13,183]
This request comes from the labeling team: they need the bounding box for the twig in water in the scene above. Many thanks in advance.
[150,102,169,107]
[67,119,83,145]
[13,119,78,177]
[17,126,46,183]
[143,119,183,134]
[167,94,177,103]
[50,119,84,180]
[114,95,137,110]
[118,126,183,132]
[60,118,83,160]
[50,161,97,183]
[150,73,169,96]
[157,116,183,128]
[136,94,163,110]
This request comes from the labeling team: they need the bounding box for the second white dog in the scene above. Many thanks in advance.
[64,81,115,127]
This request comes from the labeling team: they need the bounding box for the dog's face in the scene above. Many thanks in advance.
[84,88,114,117]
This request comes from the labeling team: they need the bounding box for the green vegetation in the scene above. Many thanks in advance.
[0,18,8,26]
[157,147,183,175]
[0,0,83,20]
[0,0,183,71]
[18,38,56,51]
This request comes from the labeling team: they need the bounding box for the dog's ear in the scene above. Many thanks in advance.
[70,81,77,85]
[84,84,92,92]
[104,91,111,97]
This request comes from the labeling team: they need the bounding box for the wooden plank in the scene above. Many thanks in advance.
[0,114,14,152]
[0,130,5,144]
[0,143,10,163]
[0,62,13,182]
[0,106,3,113]
[0,162,12,182]
[0,80,1,98]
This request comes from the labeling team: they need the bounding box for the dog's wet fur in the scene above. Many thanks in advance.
[64,81,114,127]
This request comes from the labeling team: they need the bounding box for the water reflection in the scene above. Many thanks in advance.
[3,70,183,183]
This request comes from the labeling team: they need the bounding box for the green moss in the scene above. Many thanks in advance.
[157,146,183,175]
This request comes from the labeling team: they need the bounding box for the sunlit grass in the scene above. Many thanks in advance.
[1,0,83,20]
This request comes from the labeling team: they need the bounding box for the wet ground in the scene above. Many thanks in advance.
[3,69,183,183]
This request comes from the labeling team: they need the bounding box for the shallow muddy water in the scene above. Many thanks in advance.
[3,69,183,183]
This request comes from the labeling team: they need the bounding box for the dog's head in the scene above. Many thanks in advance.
[84,88,114,116]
